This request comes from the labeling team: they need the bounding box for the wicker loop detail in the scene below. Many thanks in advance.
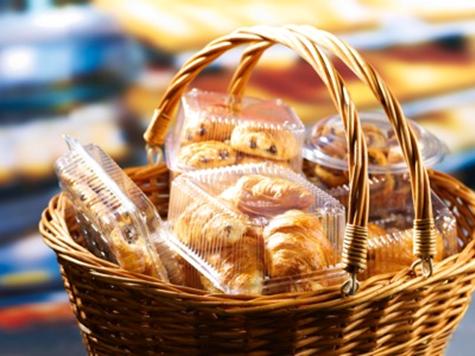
[146,144,163,165]
[413,218,438,258]
[341,271,360,296]
[342,224,369,273]
[411,218,437,277]
[411,257,434,278]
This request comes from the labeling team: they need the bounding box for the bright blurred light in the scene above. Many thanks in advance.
[0,46,35,79]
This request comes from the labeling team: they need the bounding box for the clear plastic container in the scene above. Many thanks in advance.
[55,136,182,282]
[359,187,458,279]
[165,89,305,175]
[164,163,346,295]
[303,113,447,193]
[304,113,458,275]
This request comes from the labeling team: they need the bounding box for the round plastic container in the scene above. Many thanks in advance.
[304,112,447,180]
[303,113,457,277]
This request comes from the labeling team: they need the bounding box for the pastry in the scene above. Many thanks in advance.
[364,225,444,278]
[177,140,237,169]
[109,228,168,279]
[230,125,299,160]
[367,222,387,237]
[220,175,313,217]
[182,118,234,143]
[236,153,291,169]
[200,234,265,294]
[181,101,236,143]
[263,210,336,293]
[174,202,247,250]
[313,164,348,188]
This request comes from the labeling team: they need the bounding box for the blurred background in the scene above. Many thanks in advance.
[1,1,475,355]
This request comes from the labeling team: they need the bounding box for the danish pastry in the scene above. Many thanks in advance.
[230,125,299,160]
[200,234,265,294]
[313,164,348,188]
[110,228,168,279]
[263,210,336,293]
[174,202,247,250]
[220,175,313,217]
[178,141,237,169]
[181,104,235,143]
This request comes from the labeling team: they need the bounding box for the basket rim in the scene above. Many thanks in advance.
[39,167,475,313]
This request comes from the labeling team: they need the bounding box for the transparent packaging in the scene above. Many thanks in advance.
[165,89,305,175]
[304,113,458,275]
[55,136,183,283]
[164,163,346,295]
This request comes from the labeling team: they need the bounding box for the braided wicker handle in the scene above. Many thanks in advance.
[228,25,436,279]
[144,26,373,295]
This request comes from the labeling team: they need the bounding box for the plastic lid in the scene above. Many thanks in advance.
[303,112,447,174]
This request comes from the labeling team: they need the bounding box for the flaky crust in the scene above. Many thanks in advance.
[230,125,299,160]
[178,140,237,169]
[201,235,265,294]
[220,175,313,217]
[263,210,336,293]
[174,202,247,250]
[109,228,169,280]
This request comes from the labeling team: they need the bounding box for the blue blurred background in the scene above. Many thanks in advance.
[1,1,475,355]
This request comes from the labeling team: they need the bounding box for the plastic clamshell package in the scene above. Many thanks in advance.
[55,137,181,282]
[165,89,306,175]
[330,178,458,279]
[164,162,346,295]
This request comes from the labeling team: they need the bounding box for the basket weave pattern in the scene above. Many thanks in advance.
[39,25,475,355]
[41,166,475,355]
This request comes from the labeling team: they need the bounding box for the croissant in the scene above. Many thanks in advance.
[263,210,336,293]
[109,228,168,280]
[174,202,247,250]
[220,175,313,217]
[200,234,265,295]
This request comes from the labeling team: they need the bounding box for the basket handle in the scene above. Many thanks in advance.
[227,25,436,279]
[144,26,370,294]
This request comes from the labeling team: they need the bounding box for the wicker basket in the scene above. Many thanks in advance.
[40,26,475,355]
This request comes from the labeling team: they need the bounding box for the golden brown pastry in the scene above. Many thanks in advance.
[109,228,168,280]
[200,234,265,295]
[220,175,314,217]
[230,125,299,160]
[263,210,336,293]
[311,122,396,192]
[313,164,348,188]
[177,140,237,169]
[236,153,291,169]
[181,103,235,143]
[364,224,444,278]
[367,222,387,237]
[174,202,247,250]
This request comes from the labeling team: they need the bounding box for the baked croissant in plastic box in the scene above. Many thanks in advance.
[162,162,346,295]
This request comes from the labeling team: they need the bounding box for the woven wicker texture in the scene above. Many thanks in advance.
[39,26,475,355]
[41,166,475,355]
